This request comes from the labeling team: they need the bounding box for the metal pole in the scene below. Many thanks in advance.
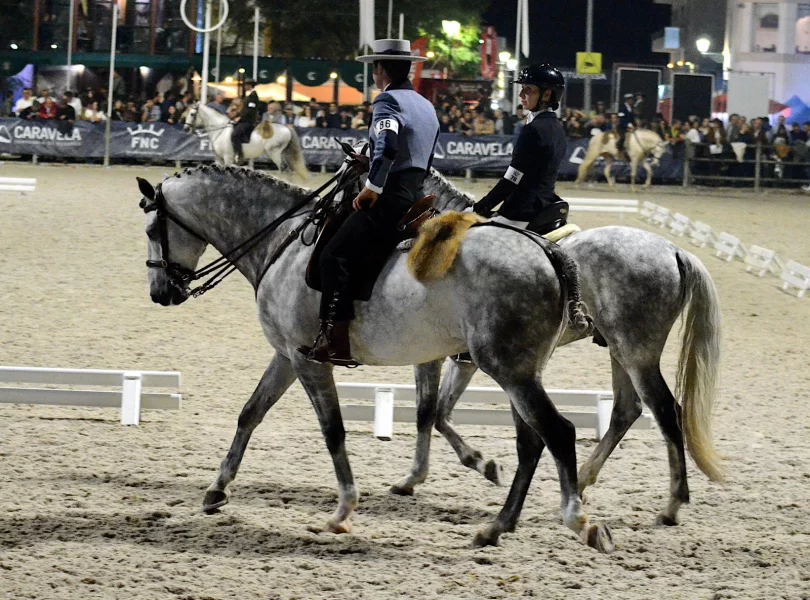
[253,6,260,81]
[387,0,393,38]
[215,0,223,83]
[104,1,118,168]
[66,0,75,92]
[363,44,369,102]
[512,0,521,114]
[754,142,762,193]
[399,13,404,38]
[584,0,593,114]
[201,0,212,103]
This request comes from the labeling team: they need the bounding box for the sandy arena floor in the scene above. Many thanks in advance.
[0,163,809,599]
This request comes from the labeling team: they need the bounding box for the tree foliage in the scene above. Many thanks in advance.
[238,0,488,61]
[421,21,483,79]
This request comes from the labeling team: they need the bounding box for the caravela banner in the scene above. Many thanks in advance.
[0,119,683,180]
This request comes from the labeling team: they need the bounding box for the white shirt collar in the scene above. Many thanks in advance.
[526,108,554,124]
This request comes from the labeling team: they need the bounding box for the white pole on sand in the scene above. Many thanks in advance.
[399,13,404,38]
[387,0,393,38]
[66,0,75,93]
[103,1,118,168]
[179,0,230,104]
[253,6,260,81]
[512,0,522,114]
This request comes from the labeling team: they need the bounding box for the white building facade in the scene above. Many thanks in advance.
[657,0,810,101]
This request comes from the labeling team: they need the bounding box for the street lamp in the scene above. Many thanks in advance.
[696,37,711,54]
[506,58,518,71]
[441,20,461,38]
[499,51,511,63]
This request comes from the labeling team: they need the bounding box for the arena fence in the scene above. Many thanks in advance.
[334,382,653,441]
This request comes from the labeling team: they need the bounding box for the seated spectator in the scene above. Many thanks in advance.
[263,102,283,124]
[650,115,669,141]
[727,114,741,142]
[456,111,474,136]
[705,119,727,147]
[280,104,297,126]
[165,105,180,126]
[295,106,316,128]
[122,100,140,123]
[514,106,526,135]
[789,122,807,144]
[493,109,512,135]
[111,99,125,121]
[13,88,34,116]
[588,100,606,121]
[750,118,768,145]
[38,97,58,120]
[338,107,352,130]
[351,109,368,131]
[684,121,702,143]
[699,118,711,138]
[439,114,454,133]
[473,112,495,135]
[227,98,242,121]
[37,88,53,105]
[65,91,82,117]
[587,113,610,135]
[84,101,107,123]
[771,115,789,144]
[19,100,40,120]
[142,99,162,123]
[321,103,342,129]
[207,92,228,115]
[57,95,75,135]
[566,115,585,139]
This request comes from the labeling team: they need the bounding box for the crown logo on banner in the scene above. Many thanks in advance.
[126,124,165,137]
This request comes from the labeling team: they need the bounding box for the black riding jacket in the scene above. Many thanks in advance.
[240,90,260,125]
[474,110,567,221]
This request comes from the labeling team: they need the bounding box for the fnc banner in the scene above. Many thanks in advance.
[0,119,682,180]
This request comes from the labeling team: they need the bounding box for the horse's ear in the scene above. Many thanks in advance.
[136,177,155,201]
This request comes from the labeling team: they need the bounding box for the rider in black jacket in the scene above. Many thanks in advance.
[231,78,260,164]
[473,63,568,234]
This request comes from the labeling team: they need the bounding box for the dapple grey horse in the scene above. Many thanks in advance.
[394,171,724,528]
[136,164,615,552]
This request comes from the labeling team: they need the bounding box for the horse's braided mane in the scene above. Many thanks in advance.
[168,163,308,196]
[428,168,474,208]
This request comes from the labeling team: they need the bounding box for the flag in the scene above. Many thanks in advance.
[521,0,529,58]
[359,0,375,49]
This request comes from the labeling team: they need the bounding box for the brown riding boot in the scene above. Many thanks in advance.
[298,320,361,368]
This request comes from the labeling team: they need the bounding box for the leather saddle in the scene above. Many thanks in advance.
[526,199,569,236]
[305,194,437,301]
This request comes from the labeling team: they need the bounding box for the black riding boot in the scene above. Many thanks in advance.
[297,292,360,368]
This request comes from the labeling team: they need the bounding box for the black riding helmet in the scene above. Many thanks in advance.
[514,63,565,110]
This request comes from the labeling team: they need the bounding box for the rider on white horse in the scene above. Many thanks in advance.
[231,79,261,164]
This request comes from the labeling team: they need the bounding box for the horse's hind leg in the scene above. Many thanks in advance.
[475,377,614,553]
[630,158,638,192]
[434,358,505,485]
[627,364,689,526]
[604,159,616,190]
[391,360,443,495]
[644,161,653,189]
[203,353,297,513]
[578,356,643,496]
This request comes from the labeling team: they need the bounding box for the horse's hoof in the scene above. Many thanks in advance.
[472,527,500,548]
[389,483,415,496]
[483,460,504,486]
[585,523,615,554]
[202,489,230,514]
[325,518,352,535]
[579,489,589,504]
[654,514,679,527]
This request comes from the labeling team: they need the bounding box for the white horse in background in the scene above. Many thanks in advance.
[576,128,667,191]
[183,103,309,180]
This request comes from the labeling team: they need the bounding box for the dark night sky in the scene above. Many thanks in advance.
[482,0,672,69]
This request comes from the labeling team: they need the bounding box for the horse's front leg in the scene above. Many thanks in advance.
[390,360,443,495]
[644,160,653,189]
[203,353,297,513]
[630,157,638,192]
[293,356,358,534]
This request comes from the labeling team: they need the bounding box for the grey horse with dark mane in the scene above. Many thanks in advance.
[397,170,724,528]
[136,164,615,552]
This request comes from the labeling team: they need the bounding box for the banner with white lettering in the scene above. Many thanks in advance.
[0,119,683,180]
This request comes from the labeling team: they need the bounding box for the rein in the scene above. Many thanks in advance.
[143,170,349,298]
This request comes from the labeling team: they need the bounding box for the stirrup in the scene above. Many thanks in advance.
[452,352,474,364]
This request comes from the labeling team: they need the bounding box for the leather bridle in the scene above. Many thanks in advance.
[141,165,359,299]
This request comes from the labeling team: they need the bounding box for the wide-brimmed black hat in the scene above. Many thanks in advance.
[356,39,427,63]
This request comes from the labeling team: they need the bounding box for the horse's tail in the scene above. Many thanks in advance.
[282,126,309,181]
[541,242,594,336]
[675,249,725,482]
